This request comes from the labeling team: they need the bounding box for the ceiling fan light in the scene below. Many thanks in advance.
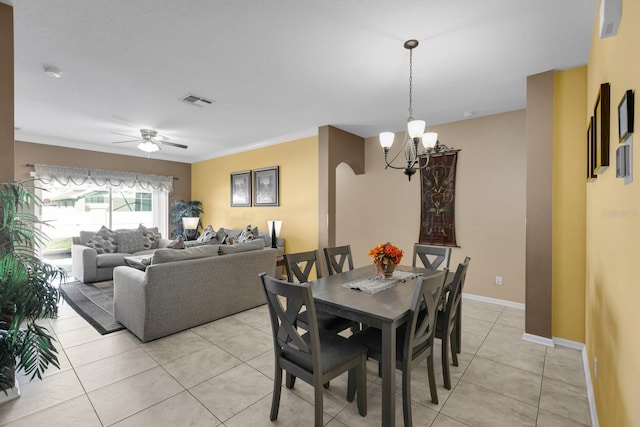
[422,132,438,149]
[138,141,160,153]
[379,132,395,148]
[407,120,426,139]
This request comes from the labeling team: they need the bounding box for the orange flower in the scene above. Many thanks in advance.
[369,242,403,265]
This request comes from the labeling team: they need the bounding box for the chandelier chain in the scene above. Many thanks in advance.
[408,48,413,120]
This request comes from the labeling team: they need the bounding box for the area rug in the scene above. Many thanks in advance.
[59,280,124,335]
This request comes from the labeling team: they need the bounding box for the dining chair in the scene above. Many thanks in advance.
[259,273,367,427]
[324,244,354,276]
[412,244,452,270]
[350,271,447,426]
[435,257,470,389]
[284,250,354,335]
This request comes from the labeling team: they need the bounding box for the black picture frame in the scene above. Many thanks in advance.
[594,82,610,175]
[618,89,634,142]
[587,116,597,181]
[230,170,251,207]
[253,166,279,206]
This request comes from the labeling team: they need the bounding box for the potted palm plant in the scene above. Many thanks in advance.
[0,181,65,398]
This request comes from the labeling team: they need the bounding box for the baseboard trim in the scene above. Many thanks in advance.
[522,332,555,347]
[462,292,525,310]
[548,338,599,427]
[0,377,20,404]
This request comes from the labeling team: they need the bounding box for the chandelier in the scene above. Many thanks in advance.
[379,39,455,181]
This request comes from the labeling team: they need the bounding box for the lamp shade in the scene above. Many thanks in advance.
[379,132,395,148]
[267,220,282,237]
[422,132,438,149]
[182,217,200,230]
[407,120,426,139]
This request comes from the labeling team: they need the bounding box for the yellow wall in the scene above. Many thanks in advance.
[191,136,319,254]
[552,67,587,342]
[586,1,640,425]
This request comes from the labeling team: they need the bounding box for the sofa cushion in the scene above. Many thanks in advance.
[138,224,162,249]
[96,252,128,268]
[116,229,146,253]
[85,226,118,254]
[237,225,259,243]
[167,236,186,249]
[79,230,95,245]
[218,239,265,254]
[151,245,219,264]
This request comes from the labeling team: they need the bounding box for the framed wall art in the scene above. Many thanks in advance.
[254,166,279,206]
[230,170,251,207]
[618,89,634,142]
[587,116,597,181]
[593,82,610,175]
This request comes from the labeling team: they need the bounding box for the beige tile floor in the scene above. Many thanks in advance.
[0,298,592,426]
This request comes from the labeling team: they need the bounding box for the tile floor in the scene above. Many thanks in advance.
[0,297,592,426]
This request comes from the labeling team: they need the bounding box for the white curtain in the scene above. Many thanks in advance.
[33,164,173,193]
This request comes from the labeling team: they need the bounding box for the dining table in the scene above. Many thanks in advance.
[309,264,450,427]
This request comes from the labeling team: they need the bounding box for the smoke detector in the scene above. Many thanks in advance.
[179,93,214,108]
[44,66,62,78]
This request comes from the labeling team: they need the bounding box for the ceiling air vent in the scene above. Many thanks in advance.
[179,93,215,108]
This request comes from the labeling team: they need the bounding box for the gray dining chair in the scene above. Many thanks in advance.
[435,257,470,389]
[350,271,447,426]
[324,245,354,276]
[259,273,367,427]
[284,250,354,335]
[412,244,452,270]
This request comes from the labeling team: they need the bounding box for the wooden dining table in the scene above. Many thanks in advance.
[309,264,449,427]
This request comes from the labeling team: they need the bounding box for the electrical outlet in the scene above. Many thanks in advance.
[594,357,598,379]
[495,276,503,285]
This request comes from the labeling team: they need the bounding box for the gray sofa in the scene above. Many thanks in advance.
[113,243,277,342]
[71,230,172,283]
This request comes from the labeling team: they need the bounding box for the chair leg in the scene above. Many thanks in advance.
[402,365,413,427]
[357,356,367,416]
[314,382,324,427]
[347,368,355,402]
[286,372,296,389]
[441,333,452,390]
[427,353,439,405]
[271,367,282,421]
[323,382,330,389]
[450,329,459,367]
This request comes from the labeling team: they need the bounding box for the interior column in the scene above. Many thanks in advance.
[0,3,14,182]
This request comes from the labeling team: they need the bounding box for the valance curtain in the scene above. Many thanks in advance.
[33,164,173,193]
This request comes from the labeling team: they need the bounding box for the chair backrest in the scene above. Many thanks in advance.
[412,244,452,270]
[403,270,447,362]
[324,245,354,276]
[259,273,321,374]
[284,250,323,283]
[442,257,471,328]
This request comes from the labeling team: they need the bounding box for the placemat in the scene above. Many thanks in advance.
[342,270,420,294]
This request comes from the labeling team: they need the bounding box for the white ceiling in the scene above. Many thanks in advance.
[7,0,597,163]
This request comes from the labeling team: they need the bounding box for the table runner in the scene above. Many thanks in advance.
[341,270,420,294]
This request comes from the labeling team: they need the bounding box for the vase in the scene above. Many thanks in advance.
[376,260,395,278]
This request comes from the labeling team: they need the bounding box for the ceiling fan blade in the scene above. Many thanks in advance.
[111,131,139,138]
[112,139,139,144]
[162,141,188,149]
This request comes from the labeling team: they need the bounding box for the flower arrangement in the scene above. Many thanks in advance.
[368,242,403,266]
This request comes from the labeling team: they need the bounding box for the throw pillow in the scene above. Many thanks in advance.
[167,236,185,249]
[116,229,146,254]
[215,227,228,244]
[237,225,259,243]
[197,225,215,243]
[138,224,162,249]
[85,225,118,254]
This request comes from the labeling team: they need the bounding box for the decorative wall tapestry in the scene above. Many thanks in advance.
[419,152,459,247]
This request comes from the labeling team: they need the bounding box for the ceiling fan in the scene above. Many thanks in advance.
[111,128,188,153]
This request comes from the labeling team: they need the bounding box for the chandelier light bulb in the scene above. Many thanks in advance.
[379,132,395,148]
[422,132,438,149]
[407,120,426,139]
